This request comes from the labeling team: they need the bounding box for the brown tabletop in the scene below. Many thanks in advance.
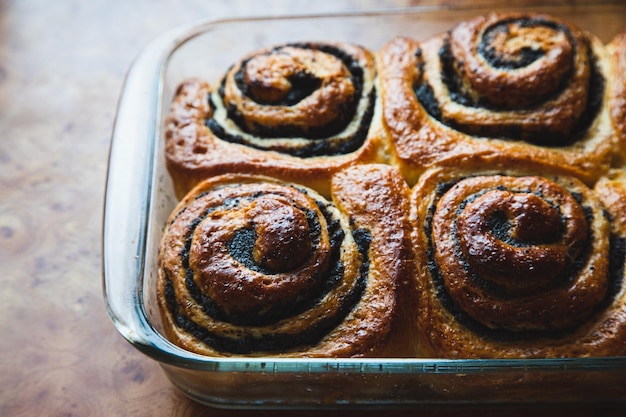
[1,0,624,416]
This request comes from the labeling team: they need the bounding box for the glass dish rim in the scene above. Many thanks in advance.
[102,2,626,375]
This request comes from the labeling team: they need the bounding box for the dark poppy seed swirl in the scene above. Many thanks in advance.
[418,173,615,341]
[412,12,605,146]
[205,42,377,157]
[157,176,370,355]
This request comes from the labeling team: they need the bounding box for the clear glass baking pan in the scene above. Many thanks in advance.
[103,2,626,409]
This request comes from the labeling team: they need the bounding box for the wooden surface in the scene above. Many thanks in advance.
[1,1,625,416]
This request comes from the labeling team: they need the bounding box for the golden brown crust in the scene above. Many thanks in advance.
[331,164,420,357]
[157,165,414,358]
[378,12,616,186]
[164,42,386,200]
[608,32,626,163]
[411,160,626,358]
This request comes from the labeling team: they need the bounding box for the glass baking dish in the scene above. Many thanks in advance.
[103,2,626,408]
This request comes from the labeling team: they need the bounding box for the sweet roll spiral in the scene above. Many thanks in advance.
[157,166,412,357]
[411,165,626,358]
[165,42,383,199]
[379,12,615,185]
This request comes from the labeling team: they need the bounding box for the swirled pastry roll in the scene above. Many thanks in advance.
[156,165,414,357]
[411,163,626,358]
[379,12,616,186]
[165,42,385,199]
